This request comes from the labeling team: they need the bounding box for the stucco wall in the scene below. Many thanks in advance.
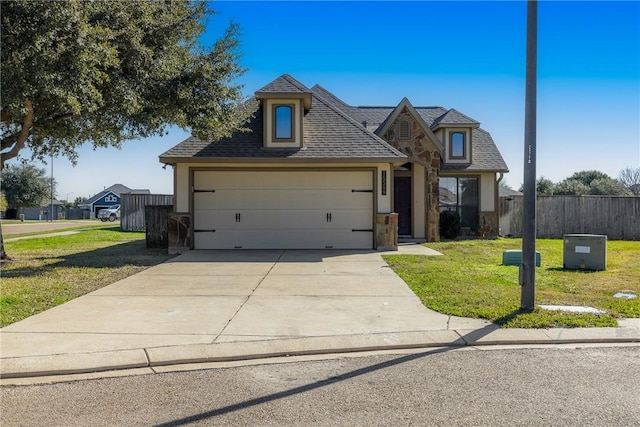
[480,172,497,212]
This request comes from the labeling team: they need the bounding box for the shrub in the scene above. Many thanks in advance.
[440,211,461,239]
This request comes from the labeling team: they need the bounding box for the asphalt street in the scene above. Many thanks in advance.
[2,346,638,426]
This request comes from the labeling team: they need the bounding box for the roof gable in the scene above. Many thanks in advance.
[255,74,312,110]
[376,98,443,152]
[256,74,309,93]
[105,184,132,195]
[83,190,119,206]
[83,184,132,205]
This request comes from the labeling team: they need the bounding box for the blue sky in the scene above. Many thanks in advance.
[21,1,640,200]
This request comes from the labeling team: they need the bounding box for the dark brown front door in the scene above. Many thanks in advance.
[394,176,411,236]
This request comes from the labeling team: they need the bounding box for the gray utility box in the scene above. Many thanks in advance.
[563,234,607,271]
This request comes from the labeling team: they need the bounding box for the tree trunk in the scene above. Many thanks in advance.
[0,223,10,261]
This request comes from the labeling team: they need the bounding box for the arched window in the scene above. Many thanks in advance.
[274,105,293,140]
[450,132,465,158]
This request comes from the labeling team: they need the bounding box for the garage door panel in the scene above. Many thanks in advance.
[328,210,373,229]
[196,190,371,211]
[195,229,373,250]
[193,170,374,249]
[195,209,372,231]
[194,171,372,190]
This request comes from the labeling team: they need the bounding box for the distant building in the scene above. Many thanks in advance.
[499,186,523,198]
[80,184,150,218]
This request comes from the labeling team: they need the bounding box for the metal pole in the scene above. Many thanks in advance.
[520,0,537,311]
[50,153,54,222]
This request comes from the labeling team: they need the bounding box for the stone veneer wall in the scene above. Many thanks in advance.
[384,107,441,242]
[376,213,399,250]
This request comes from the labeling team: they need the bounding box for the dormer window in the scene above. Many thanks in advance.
[256,92,310,148]
[398,120,411,140]
[450,132,465,158]
[274,104,294,141]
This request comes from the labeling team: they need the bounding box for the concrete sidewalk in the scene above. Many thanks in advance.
[1,245,638,381]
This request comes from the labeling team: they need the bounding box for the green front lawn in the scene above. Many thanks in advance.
[384,239,640,328]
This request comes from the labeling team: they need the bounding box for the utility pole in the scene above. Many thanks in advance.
[520,0,537,311]
[50,153,54,222]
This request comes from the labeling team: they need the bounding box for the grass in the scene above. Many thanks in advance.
[0,227,175,327]
[2,219,112,239]
[384,238,640,328]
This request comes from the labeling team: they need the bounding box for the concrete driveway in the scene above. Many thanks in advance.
[2,247,479,356]
[0,246,493,376]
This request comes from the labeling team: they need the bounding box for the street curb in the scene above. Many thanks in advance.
[2,327,638,380]
[0,349,149,379]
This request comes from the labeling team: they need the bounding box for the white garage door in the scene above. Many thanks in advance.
[193,170,374,249]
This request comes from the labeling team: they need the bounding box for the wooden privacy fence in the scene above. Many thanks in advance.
[120,194,174,231]
[499,196,640,240]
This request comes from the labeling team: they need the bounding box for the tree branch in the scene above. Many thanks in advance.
[0,99,34,169]
[1,131,20,150]
[32,111,74,125]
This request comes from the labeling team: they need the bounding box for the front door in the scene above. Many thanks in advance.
[394,176,412,236]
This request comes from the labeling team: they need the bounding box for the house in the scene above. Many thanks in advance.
[80,184,150,218]
[160,74,508,250]
[499,186,523,199]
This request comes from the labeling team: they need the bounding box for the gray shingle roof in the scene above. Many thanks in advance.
[161,74,508,172]
[432,108,479,127]
[499,186,523,197]
[310,86,507,172]
[160,78,406,162]
[256,74,309,93]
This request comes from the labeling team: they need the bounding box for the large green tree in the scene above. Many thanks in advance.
[0,163,54,212]
[518,177,555,195]
[1,0,250,167]
[1,0,250,260]
[520,171,633,196]
[555,170,631,196]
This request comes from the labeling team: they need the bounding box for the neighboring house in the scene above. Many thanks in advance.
[499,186,523,198]
[80,184,150,218]
[160,74,508,250]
